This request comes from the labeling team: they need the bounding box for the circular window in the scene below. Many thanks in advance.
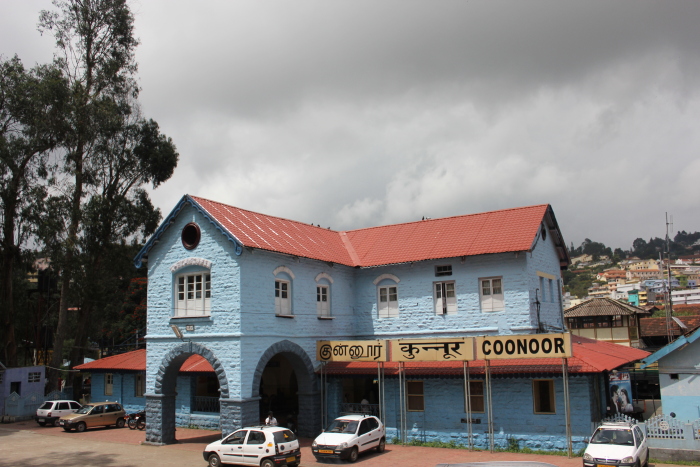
[181,223,201,250]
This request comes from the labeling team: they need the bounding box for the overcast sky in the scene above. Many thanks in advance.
[2,0,700,251]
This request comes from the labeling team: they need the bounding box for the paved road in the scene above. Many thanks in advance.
[0,420,685,467]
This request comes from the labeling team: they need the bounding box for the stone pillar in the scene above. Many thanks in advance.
[144,393,177,445]
[220,397,260,437]
[297,390,322,438]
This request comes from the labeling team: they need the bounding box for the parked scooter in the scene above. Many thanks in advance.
[126,411,145,430]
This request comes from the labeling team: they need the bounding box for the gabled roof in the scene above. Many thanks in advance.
[321,335,650,375]
[74,349,214,373]
[135,195,570,269]
[641,326,700,369]
[564,298,652,318]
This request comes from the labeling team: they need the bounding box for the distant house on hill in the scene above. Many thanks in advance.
[565,298,651,348]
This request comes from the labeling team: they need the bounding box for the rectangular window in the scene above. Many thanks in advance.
[378,286,398,318]
[105,373,114,396]
[135,374,146,397]
[434,281,457,314]
[582,317,596,328]
[175,272,211,317]
[406,380,424,411]
[275,280,292,315]
[540,277,546,302]
[316,285,330,317]
[533,379,555,414]
[548,279,554,303]
[612,316,623,327]
[480,277,504,312]
[435,265,453,277]
[28,372,41,383]
[597,316,611,328]
[465,380,485,413]
[0,372,3,384]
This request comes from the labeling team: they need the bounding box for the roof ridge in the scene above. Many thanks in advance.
[344,203,550,234]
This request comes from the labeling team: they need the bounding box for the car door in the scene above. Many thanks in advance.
[241,430,267,465]
[634,426,648,464]
[356,419,379,452]
[220,430,249,465]
[86,405,104,427]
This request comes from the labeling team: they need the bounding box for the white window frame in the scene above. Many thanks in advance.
[105,373,114,396]
[480,277,504,312]
[317,285,330,317]
[275,279,292,316]
[28,372,41,383]
[434,281,457,314]
[378,285,399,318]
[175,271,211,317]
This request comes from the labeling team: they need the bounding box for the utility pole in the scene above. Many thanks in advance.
[664,213,674,343]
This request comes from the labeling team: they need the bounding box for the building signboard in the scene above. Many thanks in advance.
[390,337,475,361]
[475,333,572,360]
[316,340,388,362]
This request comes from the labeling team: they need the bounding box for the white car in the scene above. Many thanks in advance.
[34,400,82,427]
[583,421,649,467]
[311,414,385,462]
[203,425,300,467]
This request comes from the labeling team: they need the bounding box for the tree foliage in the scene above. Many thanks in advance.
[0,55,68,365]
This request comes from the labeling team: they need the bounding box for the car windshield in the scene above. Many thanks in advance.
[591,428,634,446]
[325,419,359,434]
[273,430,297,443]
[39,402,54,410]
[76,405,95,414]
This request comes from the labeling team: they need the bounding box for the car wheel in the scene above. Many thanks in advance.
[260,459,275,467]
[63,427,72,432]
[116,418,125,428]
[348,447,359,463]
[37,421,46,427]
[376,437,386,453]
[53,419,62,427]
[76,422,87,433]
[207,453,221,467]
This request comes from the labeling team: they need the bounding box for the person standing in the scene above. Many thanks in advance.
[265,411,278,426]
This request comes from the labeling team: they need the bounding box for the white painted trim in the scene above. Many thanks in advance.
[536,270,556,280]
[315,272,334,284]
[273,265,296,279]
[170,257,212,273]
[373,273,400,285]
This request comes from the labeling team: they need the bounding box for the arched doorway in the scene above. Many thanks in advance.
[146,342,228,445]
[251,340,320,437]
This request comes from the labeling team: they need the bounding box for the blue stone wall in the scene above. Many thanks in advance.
[354,254,534,338]
[526,229,566,331]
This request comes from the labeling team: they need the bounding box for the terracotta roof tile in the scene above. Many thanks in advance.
[192,196,552,267]
[74,349,214,373]
[640,315,700,337]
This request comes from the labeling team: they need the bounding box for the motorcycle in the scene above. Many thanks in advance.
[125,411,145,430]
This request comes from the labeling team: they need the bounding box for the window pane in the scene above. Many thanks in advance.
[388,287,397,301]
[482,280,491,296]
[435,283,442,298]
[492,279,502,294]
[380,288,388,302]
[445,282,455,297]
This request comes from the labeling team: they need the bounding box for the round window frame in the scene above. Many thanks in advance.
[181,222,201,250]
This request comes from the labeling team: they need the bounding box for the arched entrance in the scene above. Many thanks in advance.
[146,342,228,445]
[251,340,321,438]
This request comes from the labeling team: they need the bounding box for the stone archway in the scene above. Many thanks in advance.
[251,340,321,437]
[145,342,228,445]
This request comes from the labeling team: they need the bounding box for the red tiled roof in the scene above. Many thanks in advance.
[320,335,650,376]
[74,349,214,373]
[640,315,700,337]
[192,196,557,267]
